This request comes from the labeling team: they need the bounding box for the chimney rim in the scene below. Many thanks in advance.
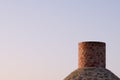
[78,41,106,44]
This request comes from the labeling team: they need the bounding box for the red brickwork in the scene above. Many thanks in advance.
[64,41,120,80]
[78,41,106,68]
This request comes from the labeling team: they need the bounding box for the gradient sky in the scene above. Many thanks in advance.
[0,0,120,80]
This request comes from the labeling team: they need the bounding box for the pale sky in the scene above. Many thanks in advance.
[0,0,120,80]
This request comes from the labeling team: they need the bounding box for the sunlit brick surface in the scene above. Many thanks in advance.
[78,42,106,68]
[64,41,120,80]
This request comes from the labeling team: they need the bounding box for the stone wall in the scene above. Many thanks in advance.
[78,41,106,68]
[64,41,120,80]
[64,67,120,80]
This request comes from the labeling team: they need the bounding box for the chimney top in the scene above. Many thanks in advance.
[78,41,106,68]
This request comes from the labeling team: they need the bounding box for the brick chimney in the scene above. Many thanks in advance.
[64,41,120,80]
[78,41,106,68]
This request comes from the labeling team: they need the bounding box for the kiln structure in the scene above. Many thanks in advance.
[64,41,120,80]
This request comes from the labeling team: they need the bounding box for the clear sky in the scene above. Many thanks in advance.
[0,0,120,80]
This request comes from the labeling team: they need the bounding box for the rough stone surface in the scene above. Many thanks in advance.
[64,67,120,80]
[64,41,120,80]
[78,42,106,68]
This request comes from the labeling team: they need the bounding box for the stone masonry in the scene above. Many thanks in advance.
[64,41,120,80]
[78,42,106,68]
